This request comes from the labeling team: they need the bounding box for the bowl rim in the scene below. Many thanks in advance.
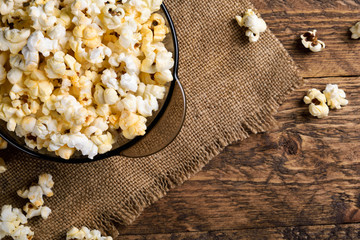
[0,3,181,163]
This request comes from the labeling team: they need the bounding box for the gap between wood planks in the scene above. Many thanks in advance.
[303,75,360,79]
[117,222,360,239]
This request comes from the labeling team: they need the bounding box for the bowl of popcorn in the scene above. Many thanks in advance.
[0,0,186,162]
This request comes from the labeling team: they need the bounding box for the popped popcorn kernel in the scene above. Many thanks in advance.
[350,22,360,39]
[304,89,329,119]
[0,205,34,240]
[236,9,267,43]
[301,30,325,52]
[17,173,54,207]
[323,84,348,110]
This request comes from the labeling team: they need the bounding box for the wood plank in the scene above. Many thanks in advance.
[114,76,360,236]
[251,0,360,77]
[118,223,360,240]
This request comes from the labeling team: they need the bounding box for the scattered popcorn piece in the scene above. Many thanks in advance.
[38,173,54,197]
[350,22,360,39]
[304,89,329,119]
[0,205,34,240]
[323,84,349,109]
[17,186,44,208]
[66,226,113,240]
[17,173,54,207]
[301,30,325,52]
[23,203,51,220]
[0,136,7,149]
[235,9,267,42]
[0,157,6,173]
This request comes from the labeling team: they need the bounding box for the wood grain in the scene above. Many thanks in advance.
[252,0,360,78]
[116,0,360,239]
[119,223,360,240]
[112,76,360,238]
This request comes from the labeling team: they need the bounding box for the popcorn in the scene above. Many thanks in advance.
[0,0,174,159]
[0,205,34,240]
[101,69,119,90]
[301,30,325,52]
[119,110,147,139]
[17,173,54,207]
[56,145,76,159]
[0,28,31,54]
[350,22,360,39]
[121,73,139,92]
[66,226,113,240]
[7,67,23,85]
[236,9,267,43]
[38,173,54,197]
[17,185,44,207]
[304,89,329,119]
[23,203,51,220]
[104,88,119,105]
[101,4,125,30]
[91,132,113,154]
[29,1,58,30]
[26,31,58,57]
[0,157,6,173]
[323,84,348,109]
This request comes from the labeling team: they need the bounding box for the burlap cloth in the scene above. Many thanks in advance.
[0,0,303,239]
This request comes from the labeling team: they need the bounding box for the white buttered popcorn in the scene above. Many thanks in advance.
[17,186,45,208]
[0,0,173,159]
[66,226,113,240]
[0,205,34,240]
[23,203,51,220]
[235,9,267,42]
[304,89,329,119]
[301,30,325,52]
[38,173,54,197]
[323,84,348,110]
[17,173,54,207]
[350,22,360,39]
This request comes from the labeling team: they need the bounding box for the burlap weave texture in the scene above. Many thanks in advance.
[0,0,302,238]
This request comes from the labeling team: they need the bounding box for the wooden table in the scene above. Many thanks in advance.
[117,1,360,239]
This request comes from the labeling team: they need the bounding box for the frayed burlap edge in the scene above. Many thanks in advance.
[91,53,304,235]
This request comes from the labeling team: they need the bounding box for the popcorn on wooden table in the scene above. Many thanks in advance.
[350,22,360,39]
[235,9,267,42]
[303,89,329,119]
[0,0,173,159]
[301,30,325,52]
[323,84,348,110]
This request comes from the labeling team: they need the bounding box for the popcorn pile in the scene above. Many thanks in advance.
[0,0,174,159]
[235,9,267,42]
[66,226,113,240]
[304,84,348,118]
[0,173,54,240]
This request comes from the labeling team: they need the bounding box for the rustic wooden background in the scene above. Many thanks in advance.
[116,0,360,239]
